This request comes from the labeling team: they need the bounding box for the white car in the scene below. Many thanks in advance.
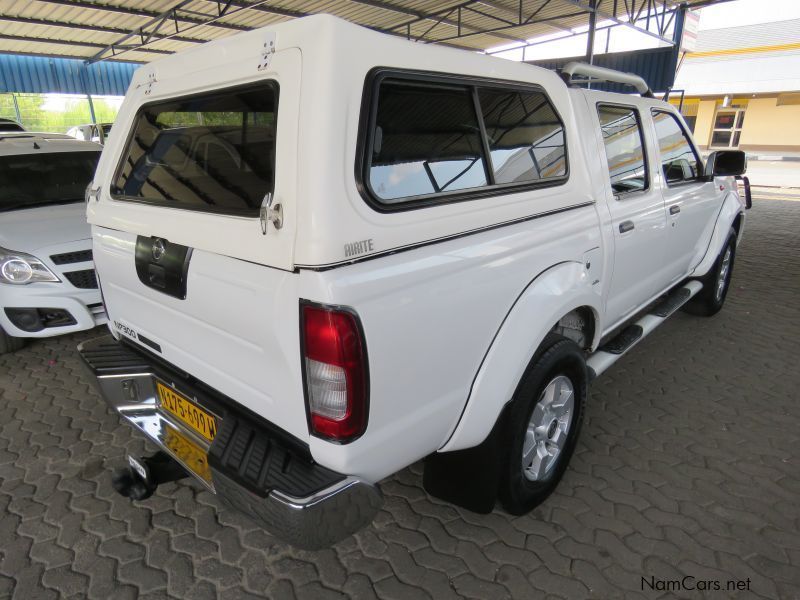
[0,133,106,353]
[67,123,113,144]
[0,118,25,132]
[78,16,749,549]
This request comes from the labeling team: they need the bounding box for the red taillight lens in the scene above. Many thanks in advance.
[302,303,368,442]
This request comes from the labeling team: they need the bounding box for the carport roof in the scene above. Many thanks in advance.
[0,0,721,64]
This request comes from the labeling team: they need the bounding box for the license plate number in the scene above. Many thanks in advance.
[163,426,212,484]
[156,381,217,442]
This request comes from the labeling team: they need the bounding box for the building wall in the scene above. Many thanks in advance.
[687,95,800,153]
[694,100,717,149]
[738,97,800,151]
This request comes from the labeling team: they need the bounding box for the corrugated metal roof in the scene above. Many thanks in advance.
[695,18,800,52]
[0,53,138,94]
[0,0,699,64]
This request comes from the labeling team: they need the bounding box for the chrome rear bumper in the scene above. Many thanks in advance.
[78,335,382,549]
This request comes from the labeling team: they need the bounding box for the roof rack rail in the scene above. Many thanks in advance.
[560,62,654,98]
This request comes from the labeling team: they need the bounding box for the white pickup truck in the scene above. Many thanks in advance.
[78,15,750,549]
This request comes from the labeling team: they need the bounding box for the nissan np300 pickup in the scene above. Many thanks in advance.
[79,15,750,549]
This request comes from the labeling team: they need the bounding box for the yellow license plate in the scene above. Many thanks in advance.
[156,381,217,442]
[163,426,212,484]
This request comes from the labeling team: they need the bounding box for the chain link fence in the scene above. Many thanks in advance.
[0,93,123,133]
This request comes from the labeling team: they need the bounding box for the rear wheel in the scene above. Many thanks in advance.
[0,326,26,355]
[683,229,737,317]
[498,333,587,515]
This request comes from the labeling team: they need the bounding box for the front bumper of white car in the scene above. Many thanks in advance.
[1,280,105,337]
[1,244,106,338]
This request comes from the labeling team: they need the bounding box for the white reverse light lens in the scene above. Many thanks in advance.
[305,358,348,420]
[0,248,60,285]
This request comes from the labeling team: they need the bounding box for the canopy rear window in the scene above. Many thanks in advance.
[112,83,278,216]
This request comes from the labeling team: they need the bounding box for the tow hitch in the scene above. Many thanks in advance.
[111,452,189,500]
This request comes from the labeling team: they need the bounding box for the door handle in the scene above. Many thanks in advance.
[669,204,681,215]
[619,220,635,233]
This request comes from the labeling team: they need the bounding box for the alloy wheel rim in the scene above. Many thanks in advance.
[521,375,575,482]
[715,247,732,302]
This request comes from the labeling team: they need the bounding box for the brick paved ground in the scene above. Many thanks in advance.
[1,197,798,600]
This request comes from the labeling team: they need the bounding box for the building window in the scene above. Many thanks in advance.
[710,106,745,149]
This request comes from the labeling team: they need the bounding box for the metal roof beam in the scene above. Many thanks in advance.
[355,1,532,45]
[220,0,312,20]
[558,0,675,45]
[0,32,171,55]
[424,10,588,44]
[32,0,249,32]
[0,14,207,46]
[84,0,320,63]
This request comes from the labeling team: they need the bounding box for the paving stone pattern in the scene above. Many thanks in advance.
[0,197,798,599]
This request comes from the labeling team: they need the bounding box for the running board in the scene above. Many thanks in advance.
[587,281,703,380]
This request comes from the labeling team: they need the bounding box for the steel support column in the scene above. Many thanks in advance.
[586,0,597,65]
[12,93,22,124]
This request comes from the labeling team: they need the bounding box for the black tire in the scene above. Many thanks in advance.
[683,228,737,317]
[0,326,26,355]
[498,333,588,515]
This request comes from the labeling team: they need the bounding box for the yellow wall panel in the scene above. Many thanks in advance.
[739,97,800,146]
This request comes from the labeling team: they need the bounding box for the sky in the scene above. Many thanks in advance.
[486,0,800,61]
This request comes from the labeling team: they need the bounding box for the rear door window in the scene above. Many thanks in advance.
[112,83,278,216]
[597,104,648,194]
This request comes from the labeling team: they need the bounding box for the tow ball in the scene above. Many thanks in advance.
[111,452,189,500]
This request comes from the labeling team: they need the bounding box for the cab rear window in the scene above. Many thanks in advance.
[111,83,278,216]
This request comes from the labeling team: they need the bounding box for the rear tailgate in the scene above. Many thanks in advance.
[87,45,308,440]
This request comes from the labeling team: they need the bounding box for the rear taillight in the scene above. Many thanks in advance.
[301,303,368,443]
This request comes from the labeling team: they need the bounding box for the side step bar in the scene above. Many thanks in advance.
[587,281,703,380]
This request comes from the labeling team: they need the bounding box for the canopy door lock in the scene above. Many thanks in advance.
[260,192,283,235]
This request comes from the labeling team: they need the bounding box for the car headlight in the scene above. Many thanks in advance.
[0,247,60,285]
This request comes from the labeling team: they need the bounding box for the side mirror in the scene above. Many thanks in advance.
[705,150,747,178]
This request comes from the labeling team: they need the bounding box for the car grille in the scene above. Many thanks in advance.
[50,249,93,265]
[64,269,98,289]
